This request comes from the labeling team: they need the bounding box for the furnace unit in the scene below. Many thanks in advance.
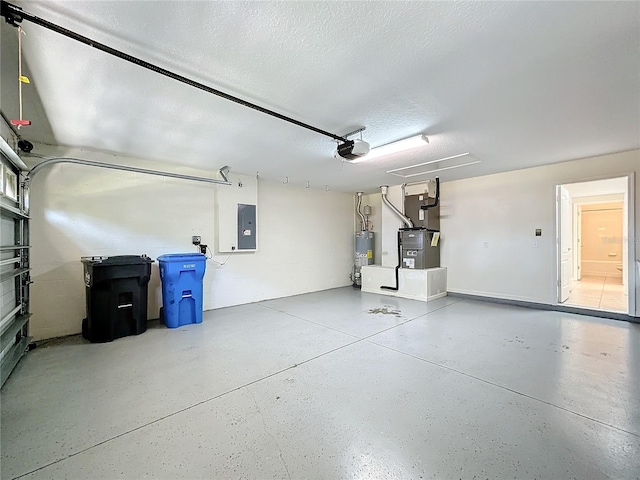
[400,229,439,269]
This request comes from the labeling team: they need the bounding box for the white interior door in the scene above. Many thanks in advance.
[558,186,572,303]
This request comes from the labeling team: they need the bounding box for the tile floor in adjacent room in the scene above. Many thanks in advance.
[565,275,627,312]
[1,288,639,479]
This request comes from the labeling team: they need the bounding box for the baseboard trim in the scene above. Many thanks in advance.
[447,291,639,323]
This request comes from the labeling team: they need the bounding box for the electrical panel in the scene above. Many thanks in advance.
[237,204,256,250]
[216,172,258,252]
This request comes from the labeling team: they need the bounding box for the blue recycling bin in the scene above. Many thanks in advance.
[157,253,207,328]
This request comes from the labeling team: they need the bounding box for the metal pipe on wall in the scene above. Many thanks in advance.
[401,183,407,212]
[380,185,413,228]
[356,192,366,231]
[24,156,232,186]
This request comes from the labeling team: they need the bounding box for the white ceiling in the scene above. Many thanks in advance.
[1,1,639,191]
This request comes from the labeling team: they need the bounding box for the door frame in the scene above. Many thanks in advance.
[557,185,572,303]
[555,173,636,315]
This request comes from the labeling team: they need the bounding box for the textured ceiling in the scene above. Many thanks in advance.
[1,1,639,191]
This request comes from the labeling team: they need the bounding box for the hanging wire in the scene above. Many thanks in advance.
[207,245,234,266]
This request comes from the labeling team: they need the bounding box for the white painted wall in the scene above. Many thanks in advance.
[28,146,354,339]
[563,177,627,197]
[439,149,639,317]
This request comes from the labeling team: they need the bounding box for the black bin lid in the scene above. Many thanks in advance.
[81,255,154,266]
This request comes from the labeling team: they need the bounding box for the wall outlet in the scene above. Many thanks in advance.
[192,236,201,245]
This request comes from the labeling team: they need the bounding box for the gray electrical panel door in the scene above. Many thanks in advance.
[237,204,256,250]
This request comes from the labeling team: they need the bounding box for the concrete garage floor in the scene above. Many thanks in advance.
[1,288,639,479]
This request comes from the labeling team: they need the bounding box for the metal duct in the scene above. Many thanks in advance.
[24,155,232,186]
[356,192,366,231]
[380,185,413,228]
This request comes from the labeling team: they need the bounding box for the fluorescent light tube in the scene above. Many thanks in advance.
[349,134,429,163]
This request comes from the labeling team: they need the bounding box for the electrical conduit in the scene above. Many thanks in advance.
[24,155,232,186]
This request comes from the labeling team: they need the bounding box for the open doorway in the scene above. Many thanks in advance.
[556,176,633,314]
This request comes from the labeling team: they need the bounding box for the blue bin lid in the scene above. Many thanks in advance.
[157,253,207,263]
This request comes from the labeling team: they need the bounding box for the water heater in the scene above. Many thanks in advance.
[354,231,375,286]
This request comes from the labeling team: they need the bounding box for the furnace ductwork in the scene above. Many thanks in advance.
[380,186,413,228]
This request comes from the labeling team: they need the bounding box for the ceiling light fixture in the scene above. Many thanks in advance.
[393,160,481,178]
[386,152,481,178]
[345,133,429,163]
[386,152,470,174]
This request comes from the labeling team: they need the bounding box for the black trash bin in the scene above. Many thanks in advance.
[81,255,154,343]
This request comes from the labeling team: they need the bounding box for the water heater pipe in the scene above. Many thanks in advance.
[356,192,366,231]
[380,185,413,228]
